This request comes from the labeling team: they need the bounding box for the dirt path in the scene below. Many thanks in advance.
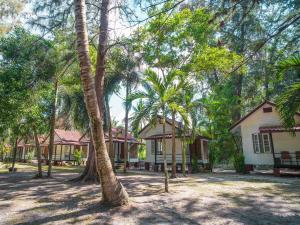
[0,171,299,225]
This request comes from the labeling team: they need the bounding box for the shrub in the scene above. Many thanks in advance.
[26,151,35,161]
[73,150,83,165]
[233,152,246,173]
[191,156,199,173]
[138,145,146,160]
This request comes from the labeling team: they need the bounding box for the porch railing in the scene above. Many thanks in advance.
[274,152,300,169]
[155,154,190,163]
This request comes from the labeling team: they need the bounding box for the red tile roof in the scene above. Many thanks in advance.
[144,133,210,140]
[55,129,88,145]
[259,125,300,133]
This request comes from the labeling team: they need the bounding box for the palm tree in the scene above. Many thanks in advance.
[73,0,128,205]
[108,47,140,172]
[178,80,203,176]
[276,54,300,130]
[129,69,181,192]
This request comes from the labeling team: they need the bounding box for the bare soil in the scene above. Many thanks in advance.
[0,167,299,225]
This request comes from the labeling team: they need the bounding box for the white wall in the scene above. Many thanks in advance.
[140,123,173,138]
[239,103,300,165]
[272,132,300,154]
[145,138,190,164]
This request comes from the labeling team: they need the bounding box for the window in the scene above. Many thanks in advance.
[252,134,260,153]
[157,140,163,155]
[151,140,155,155]
[252,133,271,153]
[263,107,273,113]
[262,134,271,152]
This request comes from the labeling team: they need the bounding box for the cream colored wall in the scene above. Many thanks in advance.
[272,132,300,154]
[140,123,173,138]
[145,138,190,164]
[240,103,300,165]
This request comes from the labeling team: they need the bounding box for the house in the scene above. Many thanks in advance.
[20,129,89,163]
[109,128,140,164]
[230,100,300,173]
[11,128,140,165]
[139,116,210,172]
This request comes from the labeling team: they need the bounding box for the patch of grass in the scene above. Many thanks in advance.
[0,162,84,174]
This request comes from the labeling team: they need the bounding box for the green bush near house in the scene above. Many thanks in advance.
[73,150,83,165]
[138,145,146,160]
[233,152,246,173]
[26,151,35,161]
[191,157,199,173]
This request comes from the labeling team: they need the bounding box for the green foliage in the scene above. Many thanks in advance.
[191,157,199,173]
[233,152,246,174]
[276,54,300,130]
[26,151,35,161]
[73,150,83,165]
[138,144,146,160]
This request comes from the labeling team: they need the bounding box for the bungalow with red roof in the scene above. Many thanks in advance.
[13,128,140,165]
[230,100,300,173]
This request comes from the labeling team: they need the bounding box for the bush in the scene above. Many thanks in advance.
[138,145,146,160]
[26,151,35,161]
[233,152,246,173]
[73,150,83,165]
[191,157,199,173]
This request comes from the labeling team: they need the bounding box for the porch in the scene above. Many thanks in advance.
[260,125,300,170]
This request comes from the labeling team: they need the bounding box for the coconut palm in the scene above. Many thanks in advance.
[129,69,185,192]
[108,47,141,172]
[276,54,300,130]
[74,0,129,205]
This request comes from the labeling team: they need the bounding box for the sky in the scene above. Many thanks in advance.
[20,0,146,125]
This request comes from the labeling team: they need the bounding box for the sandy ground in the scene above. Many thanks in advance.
[0,168,300,225]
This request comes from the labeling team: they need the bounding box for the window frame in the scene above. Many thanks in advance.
[156,140,163,155]
[252,133,271,154]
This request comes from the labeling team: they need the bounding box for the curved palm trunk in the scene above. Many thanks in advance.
[11,137,18,173]
[162,115,169,192]
[74,0,128,205]
[47,79,58,177]
[33,127,43,178]
[171,111,176,178]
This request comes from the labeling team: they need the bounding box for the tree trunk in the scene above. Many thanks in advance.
[11,137,18,172]
[171,111,176,178]
[105,95,115,169]
[33,127,43,178]
[71,141,100,182]
[47,79,58,178]
[182,133,187,177]
[123,83,129,173]
[74,0,129,206]
[162,115,169,192]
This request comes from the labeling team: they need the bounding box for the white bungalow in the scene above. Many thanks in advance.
[139,116,210,172]
[230,100,300,173]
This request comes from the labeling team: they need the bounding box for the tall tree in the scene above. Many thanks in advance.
[73,0,128,205]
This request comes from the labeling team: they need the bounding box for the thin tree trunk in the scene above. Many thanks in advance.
[123,83,129,173]
[162,114,169,192]
[171,111,176,178]
[74,0,128,205]
[71,140,100,182]
[182,134,187,177]
[33,127,43,178]
[47,79,58,177]
[105,96,115,170]
[11,137,18,172]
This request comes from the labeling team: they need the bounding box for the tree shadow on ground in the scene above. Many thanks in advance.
[1,171,300,225]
